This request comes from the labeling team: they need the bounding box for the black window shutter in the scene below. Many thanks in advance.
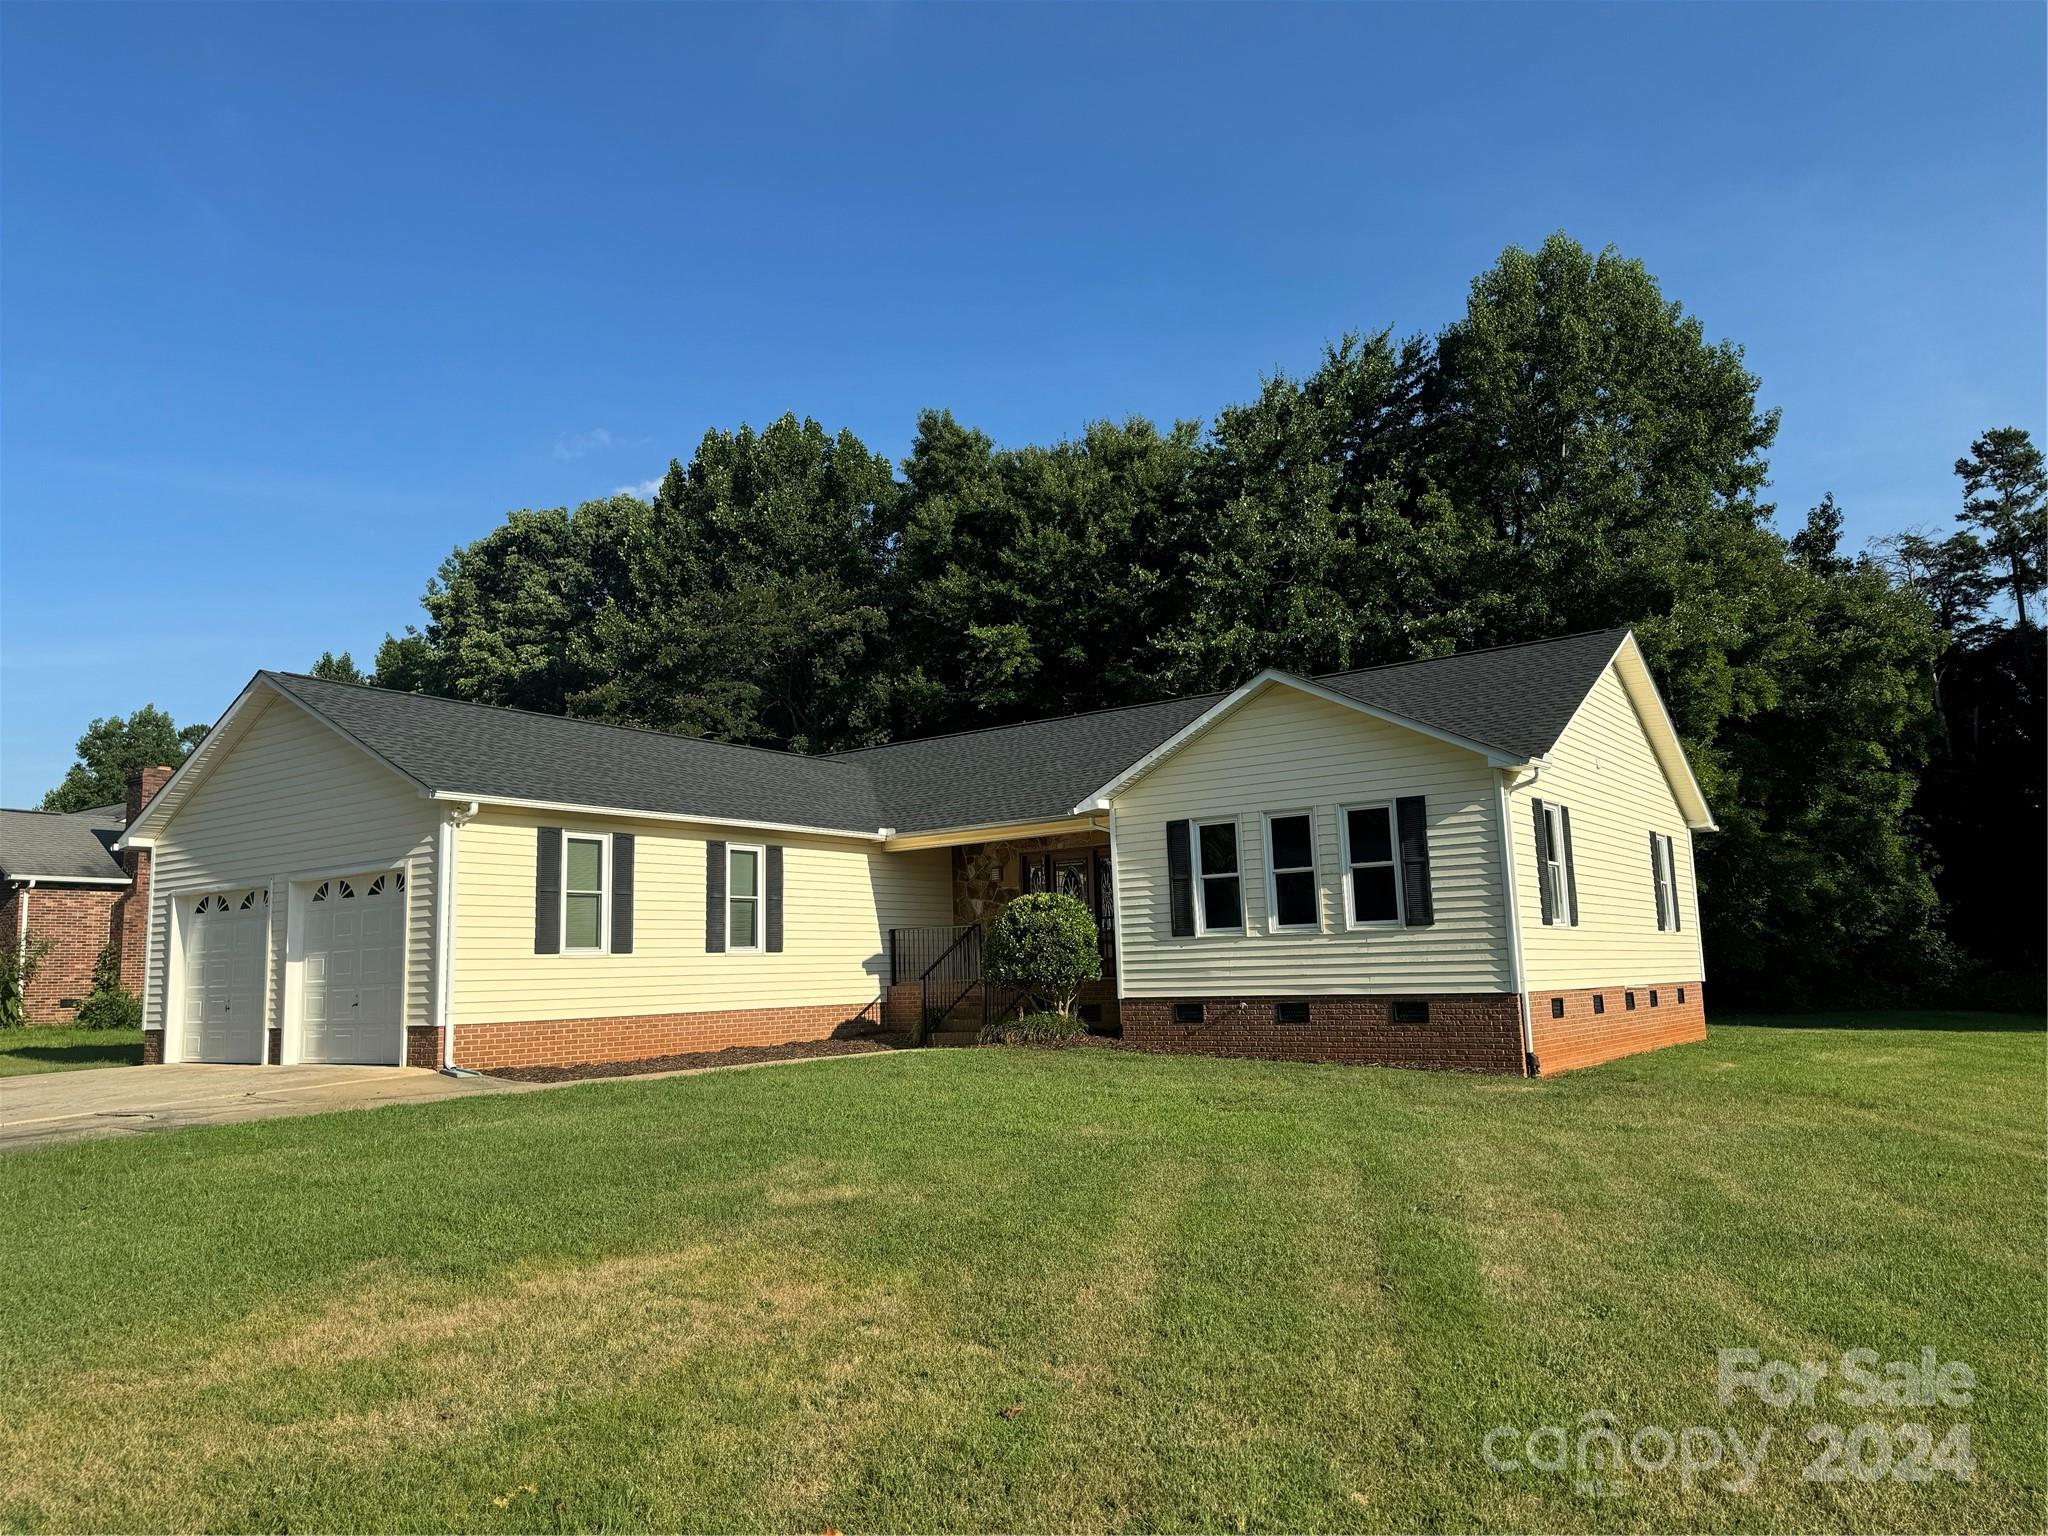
[611,833,635,954]
[1165,819,1194,937]
[705,840,727,953]
[1531,799,1554,926]
[1559,806,1579,926]
[1650,830,1668,930]
[534,827,562,954]
[766,844,784,953]
[1666,835,1681,931]
[1394,795,1434,927]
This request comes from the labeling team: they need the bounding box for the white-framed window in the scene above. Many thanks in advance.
[726,843,765,953]
[1340,803,1403,927]
[1190,819,1243,934]
[563,833,608,953]
[1542,802,1570,927]
[1653,832,1679,930]
[1262,810,1320,931]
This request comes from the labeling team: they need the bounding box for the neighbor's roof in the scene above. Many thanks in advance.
[138,628,1662,842]
[0,803,129,883]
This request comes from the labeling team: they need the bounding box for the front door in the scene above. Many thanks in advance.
[1040,849,1115,965]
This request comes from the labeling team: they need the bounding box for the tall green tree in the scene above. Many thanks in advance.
[309,650,366,684]
[890,409,1206,734]
[1954,426,2046,627]
[582,415,898,751]
[39,706,207,812]
[1871,528,1996,638]
[372,496,641,713]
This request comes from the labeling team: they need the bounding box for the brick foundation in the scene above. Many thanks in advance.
[1122,993,1528,1074]
[1527,981,1705,1074]
[2,885,122,1021]
[406,1025,444,1068]
[884,978,1120,1034]
[450,1000,880,1071]
[141,1030,165,1064]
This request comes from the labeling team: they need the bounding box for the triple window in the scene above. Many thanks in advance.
[564,834,608,952]
[727,843,765,952]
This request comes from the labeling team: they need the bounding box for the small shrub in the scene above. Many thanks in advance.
[74,943,141,1031]
[0,935,52,1026]
[982,893,1102,1016]
[978,1010,1088,1047]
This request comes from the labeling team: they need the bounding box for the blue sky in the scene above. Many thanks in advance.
[2,2,2042,801]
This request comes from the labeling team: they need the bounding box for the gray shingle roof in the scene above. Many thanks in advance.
[839,693,1223,833]
[1310,628,1627,764]
[0,805,130,882]
[256,629,1628,838]
[260,673,885,832]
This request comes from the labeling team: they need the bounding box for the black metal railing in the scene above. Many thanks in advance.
[890,923,978,988]
[918,924,982,1044]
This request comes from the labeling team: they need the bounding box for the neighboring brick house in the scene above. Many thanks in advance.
[119,629,1713,1076]
[1,767,172,1021]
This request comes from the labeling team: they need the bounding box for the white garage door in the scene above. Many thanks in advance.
[302,871,404,1064]
[181,889,266,1063]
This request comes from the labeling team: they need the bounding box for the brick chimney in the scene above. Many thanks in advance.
[114,765,175,996]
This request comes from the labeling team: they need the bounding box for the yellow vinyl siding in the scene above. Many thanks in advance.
[1513,663,1704,990]
[450,808,953,1026]
[141,692,439,1037]
[1110,685,1511,996]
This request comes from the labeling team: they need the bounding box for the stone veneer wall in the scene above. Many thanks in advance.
[951,832,1109,924]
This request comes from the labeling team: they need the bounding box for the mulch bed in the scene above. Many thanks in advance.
[485,1035,902,1084]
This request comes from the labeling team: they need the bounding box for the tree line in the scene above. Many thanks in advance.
[42,236,2044,1006]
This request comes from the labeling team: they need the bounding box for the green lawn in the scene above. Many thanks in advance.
[0,1024,142,1076]
[3,1014,2040,1533]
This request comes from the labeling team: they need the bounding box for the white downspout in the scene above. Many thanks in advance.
[1494,770,1533,1073]
[16,880,32,969]
[433,801,479,1072]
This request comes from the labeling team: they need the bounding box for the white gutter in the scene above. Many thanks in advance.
[433,801,480,1071]
[425,790,888,844]
[1494,769,1534,1072]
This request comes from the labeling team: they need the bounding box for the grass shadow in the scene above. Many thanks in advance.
[0,1040,145,1072]
[1715,1008,2044,1034]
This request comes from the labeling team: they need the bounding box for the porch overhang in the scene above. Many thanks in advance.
[881,814,1108,853]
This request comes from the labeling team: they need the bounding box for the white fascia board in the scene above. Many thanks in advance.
[1069,669,1523,813]
[6,874,131,886]
[111,674,266,850]
[427,790,889,843]
[1608,633,1717,832]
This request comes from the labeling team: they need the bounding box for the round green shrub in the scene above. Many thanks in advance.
[981,893,1102,1016]
[978,1010,1088,1046]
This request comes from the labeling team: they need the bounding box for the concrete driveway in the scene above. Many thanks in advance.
[0,1063,536,1153]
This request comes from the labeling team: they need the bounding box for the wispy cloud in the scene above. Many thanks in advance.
[553,428,614,460]
[613,478,661,499]
[60,458,454,515]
